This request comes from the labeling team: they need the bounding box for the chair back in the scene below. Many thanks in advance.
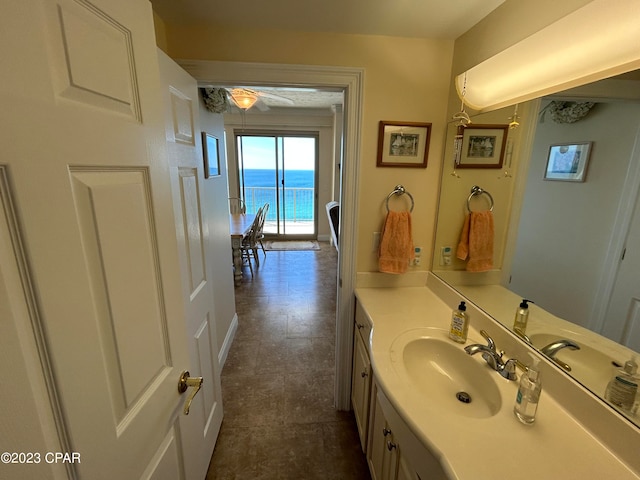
[242,206,263,247]
[229,197,246,214]
[257,203,269,234]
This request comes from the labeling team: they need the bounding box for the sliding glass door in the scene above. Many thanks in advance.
[236,131,318,239]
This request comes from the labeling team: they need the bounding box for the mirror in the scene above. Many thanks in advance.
[432,71,640,427]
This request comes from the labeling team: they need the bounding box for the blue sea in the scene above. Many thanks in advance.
[242,169,315,221]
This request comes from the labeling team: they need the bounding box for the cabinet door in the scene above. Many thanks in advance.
[367,382,400,480]
[352,324,372,450]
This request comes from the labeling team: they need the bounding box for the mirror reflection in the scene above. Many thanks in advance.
[433,70,640,427]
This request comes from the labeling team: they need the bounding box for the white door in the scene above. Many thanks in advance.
[602,187,640,351]
[0,1,215,478]
[158,49,224,479]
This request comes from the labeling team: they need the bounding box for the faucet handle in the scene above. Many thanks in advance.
[480,330,496,351]
[501,358,518,381]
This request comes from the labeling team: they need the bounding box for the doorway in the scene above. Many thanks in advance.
[236,131,319,239]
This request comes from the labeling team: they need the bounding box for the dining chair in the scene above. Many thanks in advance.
[256,203,269,257]
[229,197,246,215]
[240,206,263,276]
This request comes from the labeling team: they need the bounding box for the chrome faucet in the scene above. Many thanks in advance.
[540,339,580,372]
[464,330,518,380]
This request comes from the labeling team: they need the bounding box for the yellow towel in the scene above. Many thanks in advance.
[456,210,494,272]
[378,211,414,274]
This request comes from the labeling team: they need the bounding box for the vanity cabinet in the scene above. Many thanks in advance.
[367,379,419,480]
[352,301,373,451]
[352,301,420,480]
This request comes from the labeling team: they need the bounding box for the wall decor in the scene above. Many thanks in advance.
[376,121,431,168]
[544,142,592,182]
[202,132,220,178]
[457,124,508,168]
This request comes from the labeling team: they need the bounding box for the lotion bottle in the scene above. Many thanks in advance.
[604,357,639,412]
[514,353,542,424]
[449,301,469,344]
[513,299,533,334]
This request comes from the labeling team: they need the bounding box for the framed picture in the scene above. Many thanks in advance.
[457,124,508,169]
[544,142,592,182]
[202,132,220,178]
[376,121,431,168]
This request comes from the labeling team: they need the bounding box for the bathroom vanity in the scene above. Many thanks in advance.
[353,274,640,480]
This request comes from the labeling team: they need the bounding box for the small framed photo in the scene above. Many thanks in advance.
[457,124,508,169]
[376,121,431,168]
[202,132,220,178]
[544,142,592,182]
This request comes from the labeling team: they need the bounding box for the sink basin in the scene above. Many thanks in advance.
[530,333,619,393]
[390,328,502,418]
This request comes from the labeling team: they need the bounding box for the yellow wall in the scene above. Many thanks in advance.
[161,24,454,272]
[156,0,596,274]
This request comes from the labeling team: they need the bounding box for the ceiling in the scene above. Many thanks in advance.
[151,0,506,40]
[153,0,507,110]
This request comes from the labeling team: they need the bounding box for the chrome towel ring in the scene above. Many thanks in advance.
[386,185,414,212]
[467,185,494,212]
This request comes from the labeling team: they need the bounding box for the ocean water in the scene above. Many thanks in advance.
[242,169,315,221]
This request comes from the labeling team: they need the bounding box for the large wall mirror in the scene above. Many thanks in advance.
[432,70,640,428]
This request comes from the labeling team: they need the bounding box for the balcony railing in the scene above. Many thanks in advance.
[243,186,315,224]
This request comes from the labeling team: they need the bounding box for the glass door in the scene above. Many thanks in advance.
[236,132,318,239]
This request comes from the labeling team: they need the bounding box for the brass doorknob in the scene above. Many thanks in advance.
[178,370,203,415]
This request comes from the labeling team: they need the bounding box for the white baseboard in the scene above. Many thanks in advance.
[218,313,238,369]
[317,234,330,242]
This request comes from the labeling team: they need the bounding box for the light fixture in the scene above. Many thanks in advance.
[229,88,259,110]
[456,0,640,111]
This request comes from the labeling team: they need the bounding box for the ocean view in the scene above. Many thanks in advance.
[242,169,315,222]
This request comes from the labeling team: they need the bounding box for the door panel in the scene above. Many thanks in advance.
[159,50,223,479]
[1,1,198,478]
[70,169,171,414]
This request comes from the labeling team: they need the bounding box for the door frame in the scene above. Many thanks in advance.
[179,60,364,409]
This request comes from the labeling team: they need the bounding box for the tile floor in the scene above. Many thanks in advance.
[206,241,370,479]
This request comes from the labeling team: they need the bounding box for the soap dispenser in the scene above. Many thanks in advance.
[449,301,469,344]
[604,357,639,412]
[513,299,533,334]
[514,353,542,424]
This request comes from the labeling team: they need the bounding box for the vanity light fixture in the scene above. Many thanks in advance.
[456,0,640,111]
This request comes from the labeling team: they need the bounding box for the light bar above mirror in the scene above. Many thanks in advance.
[456,0,640,111]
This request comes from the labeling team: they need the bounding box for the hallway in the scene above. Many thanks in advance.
[206,242,370,479]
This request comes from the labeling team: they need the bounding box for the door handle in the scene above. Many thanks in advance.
[177,370,203,415]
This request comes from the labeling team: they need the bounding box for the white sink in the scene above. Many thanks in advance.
[390,328,502,419]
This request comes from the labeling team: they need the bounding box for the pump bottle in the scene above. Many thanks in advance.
[605,357,639,413]
[449,301,469,344]
[514,353,542,424]
[513,299,533,334]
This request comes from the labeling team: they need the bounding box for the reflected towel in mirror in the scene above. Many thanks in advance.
[378,211,414,274]
[456,211,494,272]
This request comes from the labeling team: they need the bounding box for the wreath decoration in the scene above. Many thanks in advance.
[540,101,596,124]
[201,87,230,114]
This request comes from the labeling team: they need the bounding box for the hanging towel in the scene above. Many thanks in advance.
[456,210,494,272]
[378,211,414,274]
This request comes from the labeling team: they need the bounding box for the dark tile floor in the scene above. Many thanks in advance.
[206,241,370,480]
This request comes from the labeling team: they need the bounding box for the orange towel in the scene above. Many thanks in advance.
[378,211,414,274]
[456,210,494,272]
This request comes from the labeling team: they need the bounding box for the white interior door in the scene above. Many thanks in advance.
[0,1,210,478]
[158,49,224,479]
[602,187,640,351]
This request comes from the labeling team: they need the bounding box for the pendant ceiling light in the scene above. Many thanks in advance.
[456,0,640,111]
[229,88,259,110]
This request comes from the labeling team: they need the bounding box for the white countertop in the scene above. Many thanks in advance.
[355,285,640,480]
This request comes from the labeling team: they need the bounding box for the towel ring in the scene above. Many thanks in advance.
[466,185,494,213]
[386,184,414,212]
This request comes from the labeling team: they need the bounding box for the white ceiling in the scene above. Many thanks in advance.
[151,0,506,40]
[153,0,507,110]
